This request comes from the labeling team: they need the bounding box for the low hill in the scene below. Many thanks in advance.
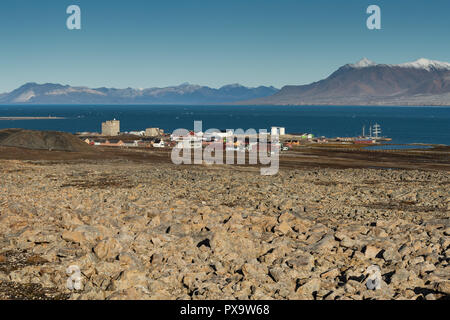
[0,129,93,152]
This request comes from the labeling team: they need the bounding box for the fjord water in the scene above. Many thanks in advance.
[0,105,449,145]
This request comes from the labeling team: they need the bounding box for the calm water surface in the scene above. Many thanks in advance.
[0,105,449,145]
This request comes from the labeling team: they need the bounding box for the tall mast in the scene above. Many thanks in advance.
[373,123,381,138]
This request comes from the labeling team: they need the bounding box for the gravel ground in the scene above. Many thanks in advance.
[0,159,448,300]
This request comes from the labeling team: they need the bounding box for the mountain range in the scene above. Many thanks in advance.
[242,58,450,106]
[0,83,278,105]
[1,58,449,105]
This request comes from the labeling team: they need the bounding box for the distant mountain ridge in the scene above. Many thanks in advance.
[3,58,450,106]
[241,58,450,106]
[0,82,278,105]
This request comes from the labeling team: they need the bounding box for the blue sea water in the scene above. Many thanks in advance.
[0,105,449,145]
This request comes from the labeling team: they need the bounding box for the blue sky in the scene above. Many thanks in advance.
[0,0,449,92]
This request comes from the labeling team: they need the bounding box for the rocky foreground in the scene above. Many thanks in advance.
[0,159,448,300]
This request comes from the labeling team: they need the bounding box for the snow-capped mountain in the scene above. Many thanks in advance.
[348,58,378,68]
[347,58,450,71]
[0,83,278,105]
[242,58,450,106]
[397,58,450,71]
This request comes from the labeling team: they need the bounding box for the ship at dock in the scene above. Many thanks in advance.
[356,123,392,144]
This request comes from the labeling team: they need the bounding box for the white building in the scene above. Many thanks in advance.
[122,140,140,147]
[271,127,286,136]
[153,140,165,148]
[128,131,146,136]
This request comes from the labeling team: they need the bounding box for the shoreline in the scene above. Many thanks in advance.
[0,116,66,120]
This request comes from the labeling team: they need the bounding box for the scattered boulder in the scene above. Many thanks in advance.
[364,245,381,259]
[93,238,122,261]
[0,159,448,300]
[62,231,85,244]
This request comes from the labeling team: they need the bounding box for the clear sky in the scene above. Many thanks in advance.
[0,0,449,92]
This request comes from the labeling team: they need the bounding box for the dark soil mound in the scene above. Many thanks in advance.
[0,129,93,152]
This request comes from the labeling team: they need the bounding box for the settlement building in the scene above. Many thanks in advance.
[203,129,233,142]
[128,131,146,136]
[271,127,286,136]
[102,119,120,136]
[152,139,165,148]
[145,128,164,137]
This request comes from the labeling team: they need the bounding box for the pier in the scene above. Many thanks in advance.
[0,116,66,120]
